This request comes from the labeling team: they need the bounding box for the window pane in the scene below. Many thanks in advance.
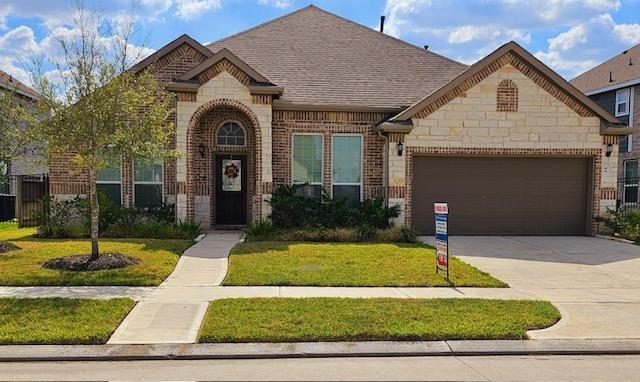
[97,164,121,182]
[294,184,322,199]
[620,136,629,153]
[98,184,121,205]
[333,185,360,208]
[134,160,162,183]
[292,135,322,184]
[625,161,638,178]
[134,184,162,208]
[332,136,362,183]
[217,122,245,146]
[625,186,639,203]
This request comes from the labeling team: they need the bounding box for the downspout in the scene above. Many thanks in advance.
[377,128,389,208]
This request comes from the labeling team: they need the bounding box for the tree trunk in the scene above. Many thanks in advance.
[88,168,100,261]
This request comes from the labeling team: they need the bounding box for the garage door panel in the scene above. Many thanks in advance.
[412,157,589,235]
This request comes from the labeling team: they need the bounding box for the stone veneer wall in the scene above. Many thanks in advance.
[271,111,389,199]
[388,63,618,231]
[175,71,272,223]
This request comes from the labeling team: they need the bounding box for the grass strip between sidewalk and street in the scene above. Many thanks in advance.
[198,298,560,343]
[0,298,135,345]
[223,242,506,287]
[0,228,192,286]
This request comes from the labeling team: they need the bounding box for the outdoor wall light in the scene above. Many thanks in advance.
[605,143,613,157]
[397,142,404,156]
[198,143,207,158]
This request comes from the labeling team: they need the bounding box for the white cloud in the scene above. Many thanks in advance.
[383,0,637,77]
[175,0,221,20]
[140,0,173,15]
[536,13,640,78]
[257,0,292,8]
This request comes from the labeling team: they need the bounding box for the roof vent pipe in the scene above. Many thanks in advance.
[379,16,385,33]
[424,45,429,50]
[609,71,614,83]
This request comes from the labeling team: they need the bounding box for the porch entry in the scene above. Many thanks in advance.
[215,154,247,226]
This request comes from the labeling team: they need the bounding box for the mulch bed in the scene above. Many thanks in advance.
[42,253,141,271]
[0,241,20,254]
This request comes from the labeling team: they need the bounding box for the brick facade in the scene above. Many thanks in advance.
[272,111,390,199]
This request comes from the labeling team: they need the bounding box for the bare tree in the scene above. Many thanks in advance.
[27,1,175,260]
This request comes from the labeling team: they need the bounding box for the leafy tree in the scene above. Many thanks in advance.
[27,2,176,260]
[0,88,31,163]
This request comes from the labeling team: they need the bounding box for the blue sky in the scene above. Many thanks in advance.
[1,0,639,84]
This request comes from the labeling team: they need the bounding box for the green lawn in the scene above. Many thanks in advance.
[0,221,18,231]
[223,242,505,287]
[198,298,560,342]
[0,228,192,286]
[0,298,134,344]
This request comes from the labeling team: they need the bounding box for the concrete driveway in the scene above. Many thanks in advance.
[422,236,640,339]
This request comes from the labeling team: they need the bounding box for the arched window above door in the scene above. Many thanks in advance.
[217,121,246,147]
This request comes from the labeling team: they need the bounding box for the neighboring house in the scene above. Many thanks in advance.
[571,44,640,208]
[0,70,44,178]
[50,5,627,235]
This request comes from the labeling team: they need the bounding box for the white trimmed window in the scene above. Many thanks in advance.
[624,160,639,204]
[292,133,323,198]
[616,88,630,117]
[133,160,163,208]
[217,121,246,147]
[97,161,122,205]
[331,134,363,207]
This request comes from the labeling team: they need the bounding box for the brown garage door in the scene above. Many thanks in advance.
[412,156,591,235]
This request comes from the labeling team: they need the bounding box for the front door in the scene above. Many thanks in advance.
[215,154,247,225]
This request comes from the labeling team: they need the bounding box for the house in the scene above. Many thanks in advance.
[571,44,640,208]
[0,70,44,223]
[49,5,628,235]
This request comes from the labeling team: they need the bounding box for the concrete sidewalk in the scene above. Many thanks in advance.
[107,231,241,345]
[0,286,154,300]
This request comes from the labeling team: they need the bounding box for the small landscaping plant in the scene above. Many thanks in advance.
[596,208,640,242]
[249,184,413,242]
[35,193,202,241]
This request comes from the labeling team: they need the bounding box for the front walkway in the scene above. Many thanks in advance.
[107,231,241,344]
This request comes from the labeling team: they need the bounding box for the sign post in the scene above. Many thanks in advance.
[434,202,449,281]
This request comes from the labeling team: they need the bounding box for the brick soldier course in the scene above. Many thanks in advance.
[49,5,630,234]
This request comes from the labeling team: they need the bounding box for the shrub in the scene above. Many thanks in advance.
[244,226,419,243]
[176,220,204,238]
[101,221,199,240]
[268,184,400,230]
[598,208,640,242]
[245,219,277,241]
[35,196,84,238]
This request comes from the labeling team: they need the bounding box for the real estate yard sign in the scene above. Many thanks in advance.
[434,202,449,281]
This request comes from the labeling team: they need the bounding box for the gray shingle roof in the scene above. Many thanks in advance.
[206,5,467,109]
[570,43,640,94]
[0,70,38,100]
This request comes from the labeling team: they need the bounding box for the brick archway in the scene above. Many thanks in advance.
[186,99,262,224]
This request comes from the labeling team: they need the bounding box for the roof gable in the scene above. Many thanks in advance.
[570,43,640,94]
[129,34,213,74]
[178,48,272,85]
[205,5,467,109]
[392,41,620,125]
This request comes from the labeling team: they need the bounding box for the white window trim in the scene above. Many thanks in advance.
[615,88,630,117]
[331,133,364,202]
[96,161,123,204]
[623,160,639,204]
[216,120,247,148]
[132,159,165,207]
[291,133,324,186]
[629,86,635,128]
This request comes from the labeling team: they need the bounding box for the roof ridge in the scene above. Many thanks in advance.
[205,4,317,49]
[571,42,640,82]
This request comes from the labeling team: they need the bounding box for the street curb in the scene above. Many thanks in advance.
[1,340,640,362]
